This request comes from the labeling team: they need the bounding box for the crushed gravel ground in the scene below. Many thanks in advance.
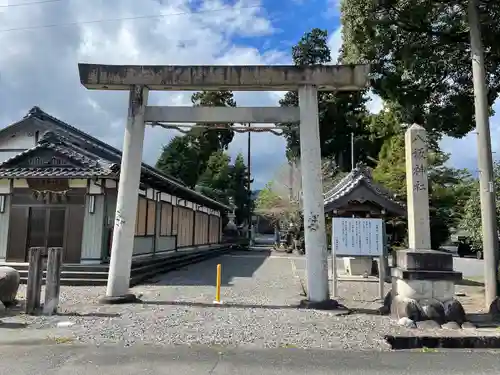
[1,251,484,350]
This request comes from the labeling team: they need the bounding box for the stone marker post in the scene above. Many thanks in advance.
[387,124,467,328]
[405,124,431,250]
[26,247,44,315]
[43,247,63,315]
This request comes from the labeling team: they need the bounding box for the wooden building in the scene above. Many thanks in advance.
[0,107,228,265]
[324,164,405,219]
[324,163,406,246]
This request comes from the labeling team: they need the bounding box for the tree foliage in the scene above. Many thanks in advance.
[229,153,251,225]
[340,0,500,138]
[156,90,237,187]
[460,162,500,251]
[255,159,344,226]
[190,91,236,163]
[155,135,200,188]
[279,28,375,171]
[255,162,302,225]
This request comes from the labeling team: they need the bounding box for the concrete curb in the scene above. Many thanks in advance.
[385,335,500,349]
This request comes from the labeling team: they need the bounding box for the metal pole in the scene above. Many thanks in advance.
[351,132,355,170]
[468,0,498,309]
[247,124,252,243]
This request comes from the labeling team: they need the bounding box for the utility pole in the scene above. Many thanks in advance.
[247,124,252,243]
[351,132,355,170]
[468,0,499,310]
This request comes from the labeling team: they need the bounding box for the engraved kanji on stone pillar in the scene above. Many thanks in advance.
[405,124,431,250]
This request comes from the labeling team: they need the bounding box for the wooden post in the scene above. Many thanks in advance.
[26,247,44,315]
[43,247,63,315]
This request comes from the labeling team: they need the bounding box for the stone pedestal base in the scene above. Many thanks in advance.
[390,294,466,325]
[385,249,468,328]
[343,257,372,276]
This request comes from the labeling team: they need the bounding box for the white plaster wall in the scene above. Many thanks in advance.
[0,128,38,163]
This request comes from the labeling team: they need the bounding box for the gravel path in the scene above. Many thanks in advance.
[3,251,409,350]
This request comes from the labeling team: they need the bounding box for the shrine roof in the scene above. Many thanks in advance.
[323,163,406,216]
[0,107,230,211]
[0,131,117,178]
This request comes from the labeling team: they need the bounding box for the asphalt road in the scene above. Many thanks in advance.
[0,344,498,374]
[454,256,485,279]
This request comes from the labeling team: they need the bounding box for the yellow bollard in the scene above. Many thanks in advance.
[214,263,222,304]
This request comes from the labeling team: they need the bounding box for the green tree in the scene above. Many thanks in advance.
[340,0,500,138]
[229,153,250,225]
[255,160,341,226]
[279,28,373,171]
[155,135,200,188]
[156,90,237,190]
[460,162,500,252]
[196,151,232,205]
[191,91,237,165]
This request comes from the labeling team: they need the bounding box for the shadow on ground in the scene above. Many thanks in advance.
[145,248,272,287]
[1,300,120,323]
[139,299,300,310]
[457,279,485,287]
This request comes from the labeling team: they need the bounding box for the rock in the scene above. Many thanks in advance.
[461,322,477,330]
[443,299,466,325]
[0,301,5,313]
[0,267,20,305]
[441,321,461,330]
[416,320,441,329]
[397,317,417,328]
[391,295,422,321]
[379,290,392,315]
[420,298,445,324]
[57,321,75,328]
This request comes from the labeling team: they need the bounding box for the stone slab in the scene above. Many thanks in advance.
[145,106,300,124]
[78,64,370,91]
[394,278,455,301]
[392,268,462,281]
[395,249,453,271]
[342,257,372,276]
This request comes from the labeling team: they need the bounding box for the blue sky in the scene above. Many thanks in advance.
[0,0,498,189]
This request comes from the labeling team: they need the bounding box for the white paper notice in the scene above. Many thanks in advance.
[332,217,383,256]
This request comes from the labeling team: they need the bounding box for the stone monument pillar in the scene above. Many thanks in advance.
[388,124,468,328]
[405,124,431,250]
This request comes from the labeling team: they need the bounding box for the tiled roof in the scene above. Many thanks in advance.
[0,107,230,211]
[0,167,114,178]
[0,131,117,179]
[324,163,405,209]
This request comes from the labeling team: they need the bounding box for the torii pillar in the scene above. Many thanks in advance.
[77,64,370,306]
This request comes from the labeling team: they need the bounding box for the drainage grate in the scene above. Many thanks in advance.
[385,335,500,349]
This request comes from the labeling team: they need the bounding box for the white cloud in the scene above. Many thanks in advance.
[0,0,288,188]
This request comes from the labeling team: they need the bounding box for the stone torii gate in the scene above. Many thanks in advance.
[77,64,370,307]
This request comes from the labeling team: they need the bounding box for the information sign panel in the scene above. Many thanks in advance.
[331,217,384,256]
